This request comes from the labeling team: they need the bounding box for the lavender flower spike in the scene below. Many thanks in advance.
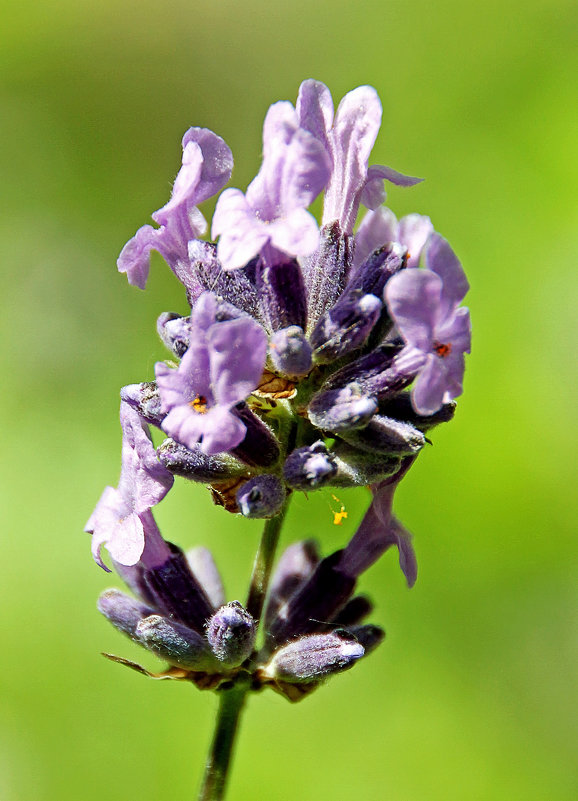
[85,403,174,571]
[155,292,268,455]
[118,128,233,290]
[212,99,331,270]
[385,233,471,415]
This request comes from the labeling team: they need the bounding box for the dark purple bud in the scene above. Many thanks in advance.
[339,415,426,456]
[120,382,164,428]
[157,438,247,482]
[283,442,338,490]
[268,551,356,645]
[97,589,155,639]
[308,384,377,432]
[142,545,215,633]
[320,343,402,393]
[236,475,286,519]
[379,393,457,430]
[206,601,256,668]
[263,630,364,683]
[347,624,385,654]
[265,540,320,628]
[157,312,189,358]
[269,326,313,378]
[348,241,406,298]
[188,240,262,322]
[331,595,373,627]
[305,221,353,329]
[186,546,226,609]
[330,444,400,487]
[310,290,382,364]
[257,260,307,331]
[136,614,217,670]
[229,405,280,468]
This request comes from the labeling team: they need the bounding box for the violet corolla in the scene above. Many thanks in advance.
[87,78,471,801]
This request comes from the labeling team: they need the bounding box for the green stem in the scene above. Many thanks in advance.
[198,504,290,800]
[198,683,248,801]
[245,502,289,625]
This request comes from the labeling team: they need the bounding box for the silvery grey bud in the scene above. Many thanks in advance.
[269,326,313,378]
[136,614,217,671]
[339,415,426,456]
[283,442,338,490]
[157,312,190,357]
[206,601,256,668]
[263,630,364,683]
[236,475,286,519]
[331,443,401,487]
[120,382,164,427]
[379,393,457,430]
[97,589,155,639]
[308,384,377,432]
[157,438,247,482]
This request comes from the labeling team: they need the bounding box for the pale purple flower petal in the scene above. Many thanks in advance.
[118,128,232,289]
[385,246,470,415]
[213,100,330,271]
[85,404,173,570]
[386,269,444,351]
[322,85,382,233]
[353,207,433,270]
[296,79,333,150]
[208,317,269,406]
[423,232,469,314]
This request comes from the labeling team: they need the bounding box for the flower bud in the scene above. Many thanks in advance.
[348,241,406,298]
[331,443,401,487]
[206,601,256,668]
[97,588,155,639]
[263,630,364,683]
[339,415,426,456]
[331,595,374,627]
[120,382,164,427]
[269,326,313,378]
[283,442,337,490]
[379,392,457,430]
[157,438,247,482]
[310,290,382,364]
[136,614,217,671]
[308,384,377,432]
[236,475,286,519]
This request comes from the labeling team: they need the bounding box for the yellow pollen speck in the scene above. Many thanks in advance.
[330,494,348,526]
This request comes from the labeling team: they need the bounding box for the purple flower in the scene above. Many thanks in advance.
[85,403,174,571]
[296,80,422,234]
[117,128,233,290]
[385,232,471,415]
[155,293,268,455]
[212,100,331,270]
[353,207,434,271]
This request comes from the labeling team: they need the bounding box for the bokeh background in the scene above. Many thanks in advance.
[1,0,576,799]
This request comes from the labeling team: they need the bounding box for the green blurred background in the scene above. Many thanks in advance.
[1,0,576,798]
